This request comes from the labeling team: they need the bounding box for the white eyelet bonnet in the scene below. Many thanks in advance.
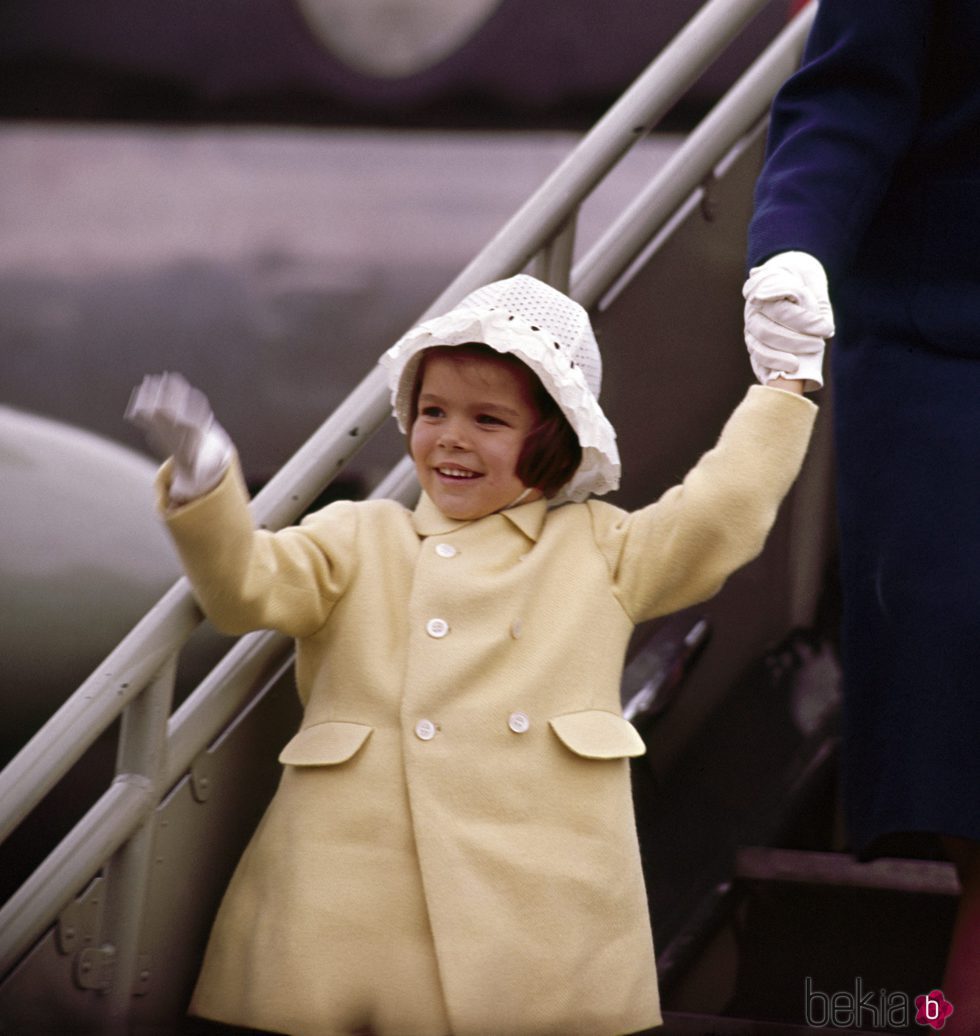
[380,274,620,503]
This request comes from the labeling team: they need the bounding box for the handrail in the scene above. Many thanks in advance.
[575,1,814,308]
[0,0,811,993]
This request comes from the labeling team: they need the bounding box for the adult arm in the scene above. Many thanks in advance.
[749,0,933,277]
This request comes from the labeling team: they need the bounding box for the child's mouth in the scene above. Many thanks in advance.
[436,465,480,481]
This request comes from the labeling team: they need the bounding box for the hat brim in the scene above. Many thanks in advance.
[380,304,620,503]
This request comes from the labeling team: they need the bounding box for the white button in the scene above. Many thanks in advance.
[435,543,457,558]
[510,619,523,640]
[508,712,530,734]
[426,618,450,638]
[415,719,437,741]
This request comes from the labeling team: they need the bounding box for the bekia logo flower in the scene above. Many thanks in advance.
[915,989,954,1030]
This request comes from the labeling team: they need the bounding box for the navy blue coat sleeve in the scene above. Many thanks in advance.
[748,0,932,278]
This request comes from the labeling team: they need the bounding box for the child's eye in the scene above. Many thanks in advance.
[420,405,444,419]
[476,413,506,426]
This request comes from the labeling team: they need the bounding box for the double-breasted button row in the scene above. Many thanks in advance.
[413,714,530,741]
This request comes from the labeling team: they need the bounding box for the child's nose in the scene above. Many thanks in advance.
[438,418,469,449]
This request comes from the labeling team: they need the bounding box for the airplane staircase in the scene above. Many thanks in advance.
[0,1,960,1032]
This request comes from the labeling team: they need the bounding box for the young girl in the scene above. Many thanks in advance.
[127,274,818,1036]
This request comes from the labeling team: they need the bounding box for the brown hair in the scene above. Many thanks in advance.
[408,344,582,499]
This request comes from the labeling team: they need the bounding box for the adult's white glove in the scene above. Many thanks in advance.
[743,250,835,391]
[125,372,233,504]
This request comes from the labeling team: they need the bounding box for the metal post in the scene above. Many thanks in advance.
[0,778,153,979]
[100,656,178,1032]
[0,582,199,847]
[531,213,578,292]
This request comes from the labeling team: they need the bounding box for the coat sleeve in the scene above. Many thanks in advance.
[158,457,358,638]
[589,386,816,624]
[748,0,933,278]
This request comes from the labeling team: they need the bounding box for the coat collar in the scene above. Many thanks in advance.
[412,492,549,543]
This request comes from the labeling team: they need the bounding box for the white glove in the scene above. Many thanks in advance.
[125,372,233,504]
[743,250,835,391]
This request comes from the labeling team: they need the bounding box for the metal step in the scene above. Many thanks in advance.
[662,848,959,1033]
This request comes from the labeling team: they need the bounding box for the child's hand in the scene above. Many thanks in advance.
[125,372,233,503]
[743,251,833,392]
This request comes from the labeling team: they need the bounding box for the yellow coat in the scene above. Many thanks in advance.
[162,385,816,1036]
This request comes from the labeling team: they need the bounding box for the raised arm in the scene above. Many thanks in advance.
[126,373,355,638]
[592,385,817,624]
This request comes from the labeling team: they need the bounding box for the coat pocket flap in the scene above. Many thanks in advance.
[278,721,373,766]
[549,710,646,759]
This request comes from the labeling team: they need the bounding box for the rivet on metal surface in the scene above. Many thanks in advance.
[190,755,213,803]
[134,954,152,997]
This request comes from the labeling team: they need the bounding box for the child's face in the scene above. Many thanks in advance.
[411,351,543,520]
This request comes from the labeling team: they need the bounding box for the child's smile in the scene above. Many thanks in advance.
[411,351,543,520]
